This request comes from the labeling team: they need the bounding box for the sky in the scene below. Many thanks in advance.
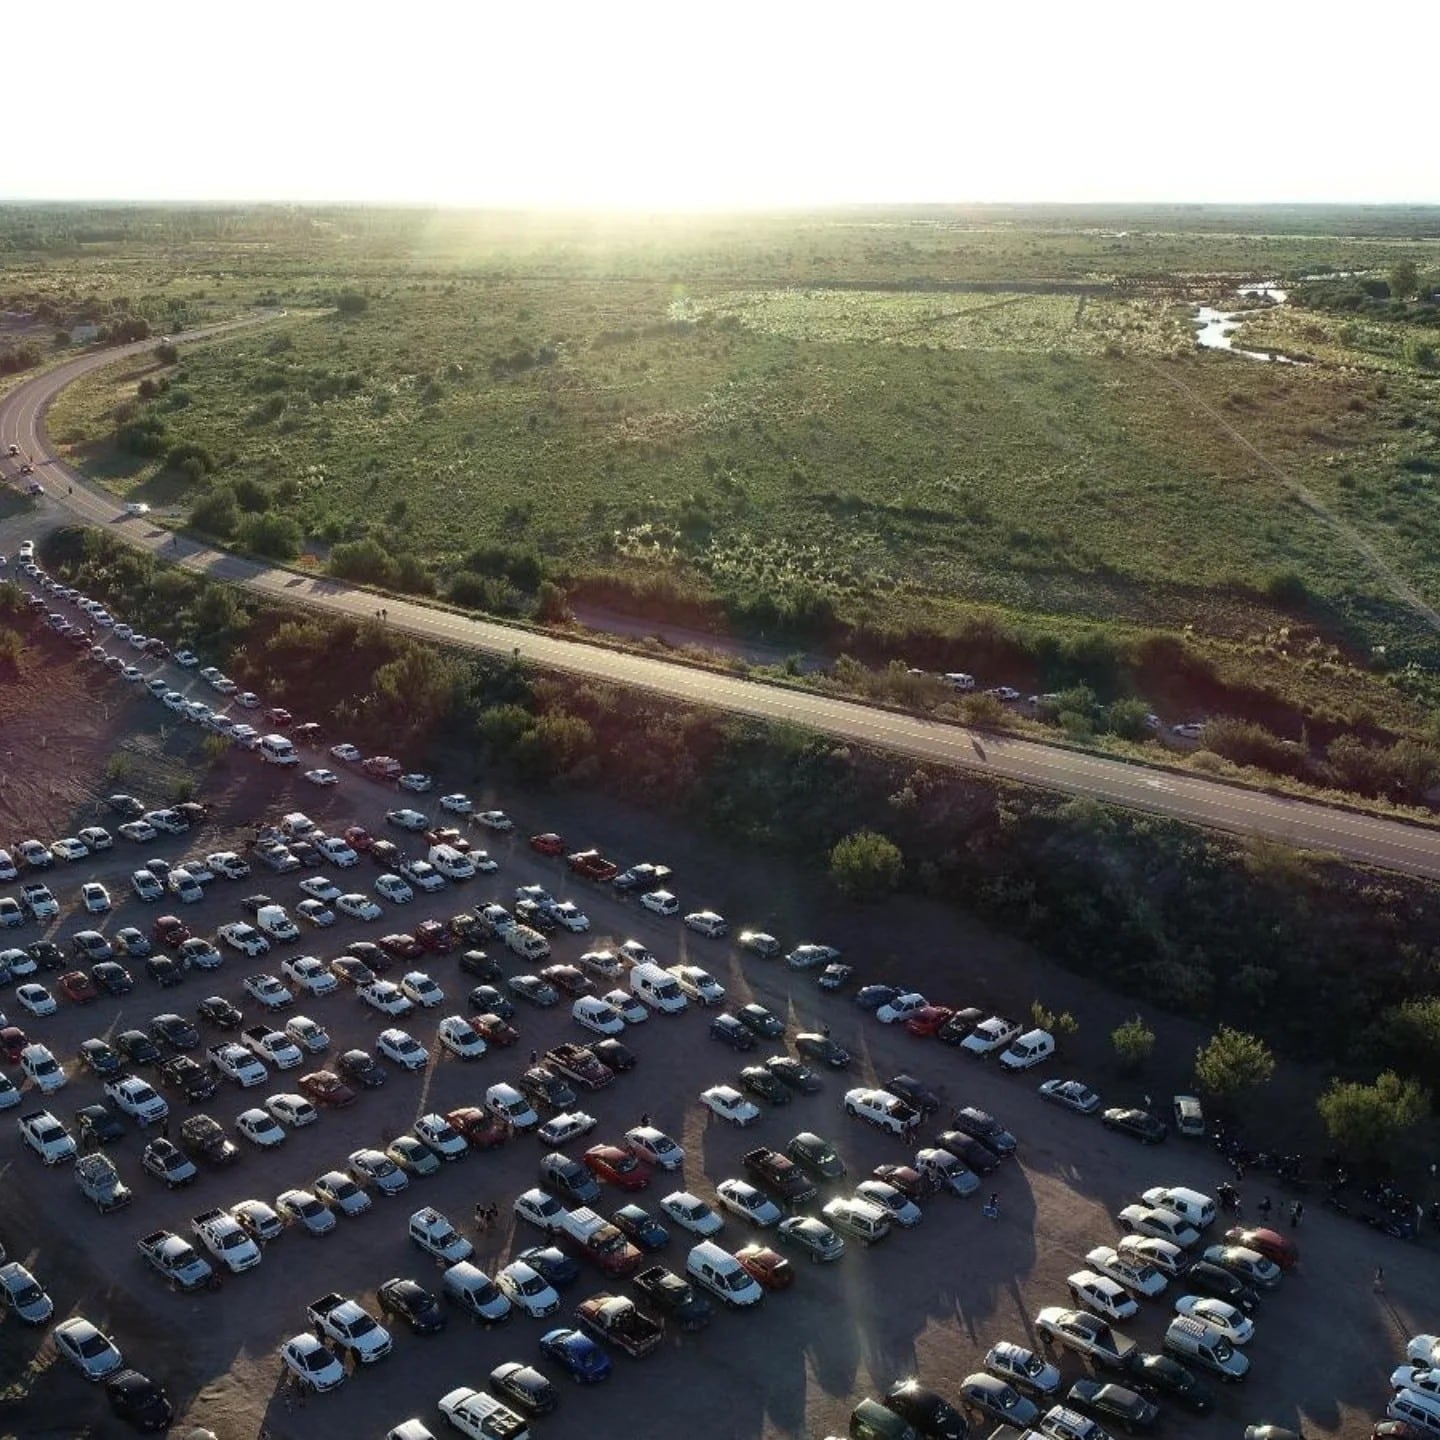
[7,1,1434,208]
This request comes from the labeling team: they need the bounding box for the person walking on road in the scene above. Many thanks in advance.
[1375,1266,1385,1292]
[1290,1200,1305,1228]
[529,1048,538,1065]
[1257,1195,1272,1221]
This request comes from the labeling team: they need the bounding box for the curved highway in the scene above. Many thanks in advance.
[7,319,1440,881]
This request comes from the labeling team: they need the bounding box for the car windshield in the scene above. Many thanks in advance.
[78,1333,111,1357]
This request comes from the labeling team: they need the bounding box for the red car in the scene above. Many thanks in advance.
[472,1013,519,1047]
[378,933,424,961]
[58,970,98,1004]
[1224,1225,1299,1270]
[446,1106,510,1149]
[872,1164,936,1200]
[529,833,566,857]
[297,1070,356,1108]
[152,914,191,947]
[426,827,471,854]
[415,920,457,955]
[584,1144,652,1192]
[540,964,592,999]
[904,1005,955,1038]
[735,1243,793,1290]
[343,825,374,852]
[0,1026,28,1064]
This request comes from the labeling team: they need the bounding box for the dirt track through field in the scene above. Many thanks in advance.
[1142,356,1440,637]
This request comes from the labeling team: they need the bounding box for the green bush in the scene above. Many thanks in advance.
[1111,1015,1155,1074]
[1194,1026,1275,1105]
[1317,1071,1429,1161]
[189,486,240,538]
[330,537,399,587]
[237,512,302,560]
[829,830,903,900]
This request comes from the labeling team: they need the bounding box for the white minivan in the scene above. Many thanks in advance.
[998,1028,1055,1071]
[259,734,298,766]
[504,926,550,963]
[429,844,475,881]
[630,961,687,1014]
[686,1241,763,1307]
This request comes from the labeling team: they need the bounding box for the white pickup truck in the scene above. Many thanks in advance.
[192,1207,262,1273]
[207,1043,268,1088]
[306,1292,393,1363]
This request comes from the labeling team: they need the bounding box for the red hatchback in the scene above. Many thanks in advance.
[529,833,566,857]
[584,1144,652,1192]
[446,1106,510,1149]
[905,1005,955,1037]
[297,1070,356,1108]
[472,1013,520,1047]
[152,914,191,947]
[736,1243,794,1291]
[1224,1225,1300,1270]
[378,933,424,961]
[343,825,374,852]
[58,970,98,1004]
[0,1026,28,1063]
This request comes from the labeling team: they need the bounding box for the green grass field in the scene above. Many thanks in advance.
[23,203,1440,745]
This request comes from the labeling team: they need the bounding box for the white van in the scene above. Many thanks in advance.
[630,961,688,1014]
[944,673,976,691]
[280,812,316,838]
[259,734,298,766]
[686,1241,763,1307]
[504,925,550,963]
[429,844,475,881]
[1390,1390,1440,1436]
[1142,1185,1217,1231]
[998,1028,1055,1071]
[441,1261,512,1324]
[1163,1315,1249,1381]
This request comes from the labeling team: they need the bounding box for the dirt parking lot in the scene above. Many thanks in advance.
[0,529,1430,1440]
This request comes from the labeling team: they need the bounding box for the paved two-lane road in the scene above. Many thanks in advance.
[7,318,1440,880]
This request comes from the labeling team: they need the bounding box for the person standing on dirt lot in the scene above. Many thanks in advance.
[1258,1195,1272,1220]
[1291,1200,1304,1228]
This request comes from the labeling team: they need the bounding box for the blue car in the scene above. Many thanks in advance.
[855,985,901,1012]
[540,1327,612,1383]
[519,1246,580,1290]
[612,1205,670,1252]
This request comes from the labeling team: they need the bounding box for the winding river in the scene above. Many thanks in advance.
[1193,283,1302,362]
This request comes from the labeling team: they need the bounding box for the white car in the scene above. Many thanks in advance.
[237,1108,288,1148]
[855,1179,923,1227]
[0,895,30,927]
[625,1125,684,1170]
[439,793,472,815]
[1068,1269,1140,1322]
[316,837,359,867]
[330,743,362,764]
[1116,1234,1188,1278]
[537,1110,598,1147]
[207,851,251,880]
[280,1333,346,1392]
[1118,1205,1201,1250]
[660,1191,723,1236]
[21,882,59,919]
[399,860,445,893]
[277,1189,337,1236]
[79,882,112,914]
[53,1316,125,1382]
[605,989,649,1025]
[549,901,590,932]
[437,1015,487,1060]
[481,903,515,934]
[785,943,841,970]
[169,869,204,904]
[476,811,513,831]
[251,1030,304,1070]
[961,1016,1024,1056]
[243,974,293,1009]
[1084,1244,1169,1297]
[220,924,271,958]
[377,1028,429,1072]
[414,1113,467,1160]
[50,837,90,863]
[130,869,165,902]
[16,983,57,1017]
[514,1188,568,1234]
[255,905,300,942]
[77,826,113,852]
[572,996,625,1036]
[161,692,187,713]
[699,1085,760,1127]
[400,971,444,1008]
[386,809,428,832]
[348,1148,410,1196]
[104,1075,168,1122]
[0,1073,21,1109]
[496,1260,561,1318]
[304,768,339,787]
[21,1043,67,1093]
[266,1093,319,1127]
[683,910,728,938]
[667,965,725,1005]
[715,1178,782,1227]
[375,874,414,905]
[295,899,336,928]
[359,981,413,1017]
[315,1170,373,1217]
[639,888,679,916]
[468,849,500,873]
[299,876,342,902]
[286,1016,330,1053]
[173,649,199,667]
[282,955,339,995]
[844,1088,921,1135]
[1174,1294,1253,1344]
[336,893,384,922]
[875,992,928,1024]
[19,1109,76,1164]
[235,691,261,709]
[398,773,433,792]
[486,1082,538,1130]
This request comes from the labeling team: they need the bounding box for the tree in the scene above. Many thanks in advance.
[189,486,240,538]
[535,580,572,625]
[1317,1071,1429,1162]
[829,830,903,900]
[1365,997,1440,1098]
[1031,1000,1078,1037]
[1111,1014,1155,1074]
[1194,1026,1275,1105]
[1390,260,1419,302]
[330,537,399,587]
[237,512,302,560]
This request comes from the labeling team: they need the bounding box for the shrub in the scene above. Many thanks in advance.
[237,512,302,560]
[330,537,399,587]
[1317,1071,1429,1161]
[189,486,240,538]
[154,342,179,365]
[829,830,903,900]
[164,442,214,477]
[535,580,572,624]
[1194,1026,1275,1105]
[1111,1015,1155,1074]
[335,291,368,316]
